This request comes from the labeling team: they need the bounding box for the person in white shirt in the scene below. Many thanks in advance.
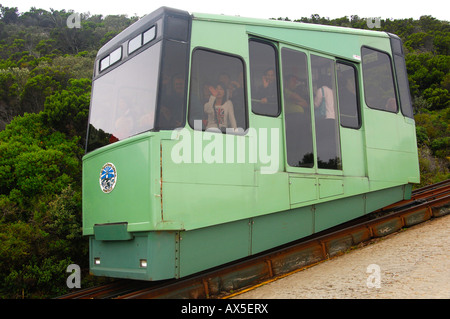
[314,85,336,120]
[204,83,237,131]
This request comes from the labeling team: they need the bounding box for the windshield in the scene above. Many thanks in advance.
[86,42,161,152]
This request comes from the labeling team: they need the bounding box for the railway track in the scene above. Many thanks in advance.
[58,180,450,299]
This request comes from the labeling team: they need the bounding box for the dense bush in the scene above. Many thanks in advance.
[0,112,85,297]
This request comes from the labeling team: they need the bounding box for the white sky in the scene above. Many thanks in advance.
[1,0,449,21]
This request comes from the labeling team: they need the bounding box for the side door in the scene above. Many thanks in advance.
[280,45,318,204]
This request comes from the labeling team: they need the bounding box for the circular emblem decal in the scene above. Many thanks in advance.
[100,163,117,193]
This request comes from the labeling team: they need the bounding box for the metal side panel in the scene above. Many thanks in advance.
[89,231,177,281]
[178,219,251,278]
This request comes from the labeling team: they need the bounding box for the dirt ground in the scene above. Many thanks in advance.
[233,214,450,299]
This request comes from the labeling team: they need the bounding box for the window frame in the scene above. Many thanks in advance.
[99,47,123,73]
[389,35,414,119]
[87,42,162,152]
[310,53,342,170]
[336,60,362,129]
[361,46,399,114]
[128,25,157,55]
[281,46,315,169]
[187,47,249,134]
[248,38,281,118]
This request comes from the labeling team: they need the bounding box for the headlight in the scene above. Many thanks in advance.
[139,259,148,268]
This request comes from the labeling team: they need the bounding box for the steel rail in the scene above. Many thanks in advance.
[377,180,449,212]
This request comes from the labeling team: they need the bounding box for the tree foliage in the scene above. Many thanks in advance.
[0,112,85,298]
[0,5,135,130]
[0,5,129,298]
[0,6,448,298]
